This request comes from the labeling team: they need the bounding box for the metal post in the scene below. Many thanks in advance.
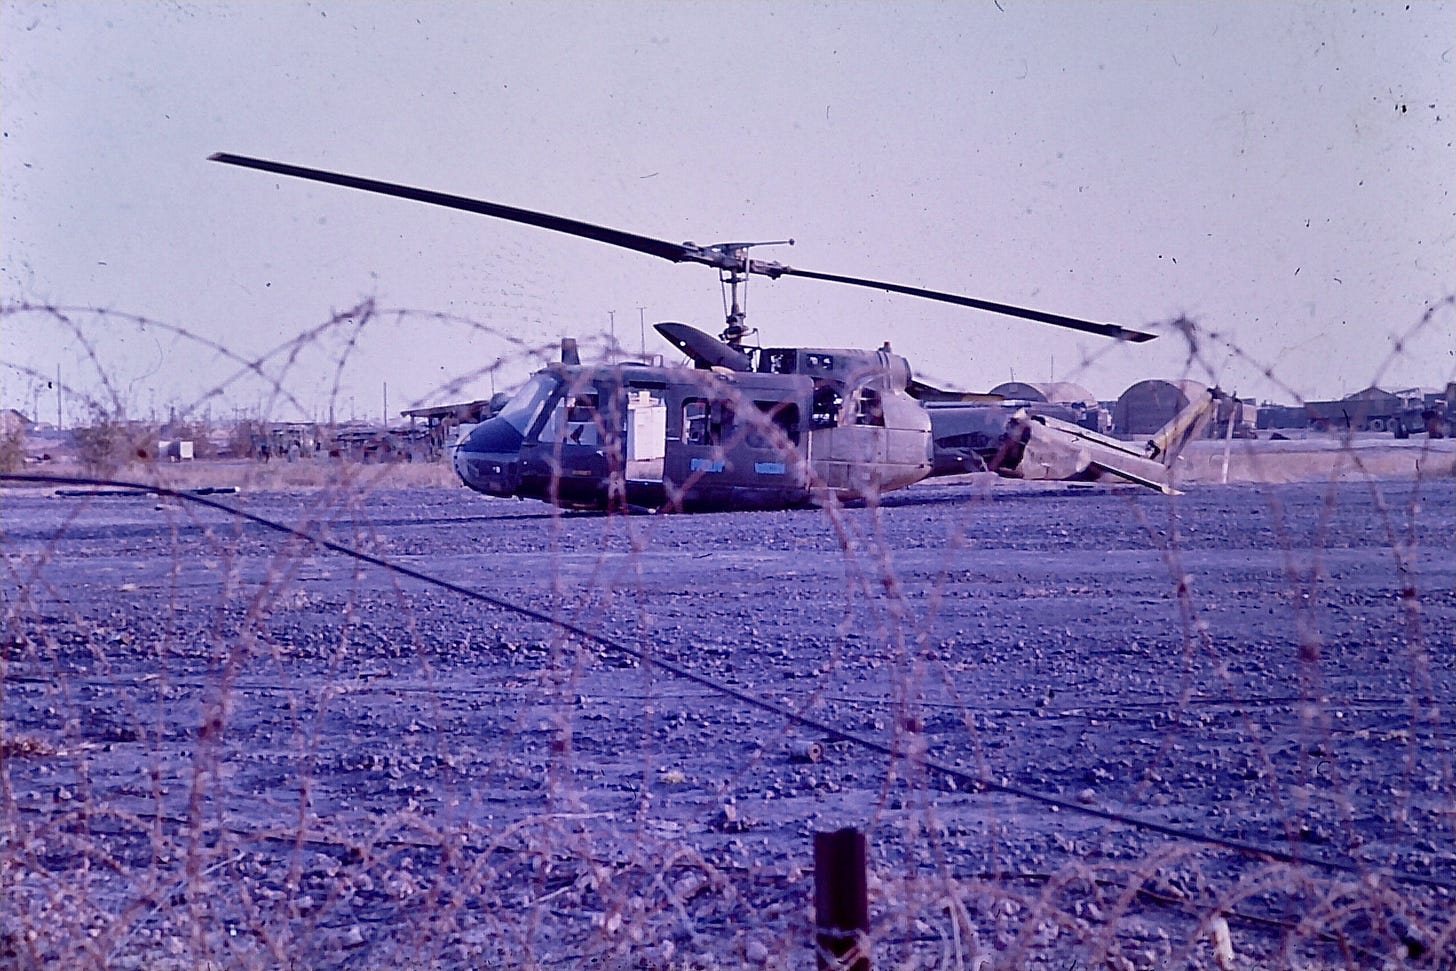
[1220,396,1236,484]
[814,827,869,971]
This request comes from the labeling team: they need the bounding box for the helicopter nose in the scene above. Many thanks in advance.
[452,417,523,497]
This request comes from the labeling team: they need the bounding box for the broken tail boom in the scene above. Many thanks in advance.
[998,388,1222,494]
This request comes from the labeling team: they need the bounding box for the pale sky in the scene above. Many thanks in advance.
[2,1,1453,423]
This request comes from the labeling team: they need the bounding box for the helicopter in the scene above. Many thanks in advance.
[209,153,1219,512]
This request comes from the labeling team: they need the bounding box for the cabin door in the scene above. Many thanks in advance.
[624,388,666,483]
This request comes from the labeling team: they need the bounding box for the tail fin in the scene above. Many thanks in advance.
[1146,387,1222,467]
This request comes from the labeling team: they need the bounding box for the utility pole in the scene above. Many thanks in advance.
[382,382,388,428]
[56,364,62,430]
[638,306,646,360]
[608,310,617,363]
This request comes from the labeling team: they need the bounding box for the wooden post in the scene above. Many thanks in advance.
[1220,395,1237,484]
[814,827,869,971]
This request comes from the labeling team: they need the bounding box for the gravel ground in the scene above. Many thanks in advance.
[3,474,1454,970]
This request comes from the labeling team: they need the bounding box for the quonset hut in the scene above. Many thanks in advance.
[988,381,1099,406]
[1113,379,1209,436]
[989,381,1110,433]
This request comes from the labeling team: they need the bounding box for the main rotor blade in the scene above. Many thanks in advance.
[212,153,1156,342]
[209,153,696,264]
[773,266,1157,342]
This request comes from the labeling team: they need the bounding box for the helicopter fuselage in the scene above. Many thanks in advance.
[452,346,933,512]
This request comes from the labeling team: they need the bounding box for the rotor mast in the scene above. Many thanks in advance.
[702,239,795,349]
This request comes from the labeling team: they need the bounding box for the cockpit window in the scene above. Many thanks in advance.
[495,373,560,435]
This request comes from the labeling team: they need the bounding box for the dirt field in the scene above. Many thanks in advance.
[11,429,1455,495]
[2,467,1453,969]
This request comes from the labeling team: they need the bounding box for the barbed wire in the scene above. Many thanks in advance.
[5,469,1450,898]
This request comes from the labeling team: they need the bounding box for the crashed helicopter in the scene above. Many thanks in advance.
[210,153,1220,513]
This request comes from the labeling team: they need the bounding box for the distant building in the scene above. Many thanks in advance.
[988,382,1109,433]
[1305,387,1418,433]
[1,409,34,438]
[1259,385,1452,436]
[988,381,1098,407]
[1113,380,1208,436]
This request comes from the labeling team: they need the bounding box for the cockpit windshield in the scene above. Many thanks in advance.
[495,373,561,435]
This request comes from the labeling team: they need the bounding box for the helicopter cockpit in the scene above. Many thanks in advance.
[450,371,564,497]
[452,367,673,501]
[494,372,560,437]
